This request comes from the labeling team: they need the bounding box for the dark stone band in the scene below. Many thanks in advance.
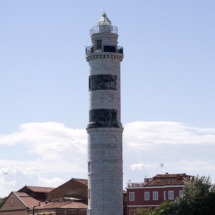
[89,75,117,91]
[87,109,119,128]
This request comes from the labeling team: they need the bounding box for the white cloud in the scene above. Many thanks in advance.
[168,160,215,171]
[124,121,215,151]
[0,167,64,197]
[0,122,87,173]
[123,121,215,186]
[1,121,215,196]
[130,163,157,170]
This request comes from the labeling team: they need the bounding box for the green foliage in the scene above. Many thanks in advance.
[135,207,154,215]
[134,175,215,215]
[0,197,7,208]
[171,175,215,215]
[153,201,173,215]
[191,192,215,215]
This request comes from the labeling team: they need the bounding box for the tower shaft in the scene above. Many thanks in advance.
[86,14,124,215]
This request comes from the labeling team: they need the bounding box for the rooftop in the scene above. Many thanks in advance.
[15,192,46,209]
[34,200,88,210]
[127,173,194,188]
[98,13,112,26]
[146,173,194,187]
[18,185,55,193]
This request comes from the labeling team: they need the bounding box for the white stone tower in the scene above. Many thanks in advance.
[85,13,124,215]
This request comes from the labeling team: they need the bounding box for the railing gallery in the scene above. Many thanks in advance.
[91,25,118,35]
[127,182,145,188]
[85,45,123,55]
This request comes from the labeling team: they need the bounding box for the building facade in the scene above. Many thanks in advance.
[0,186,54,215]
[127,173,194,215]
[85,13,124,215]
[0,178,127,215]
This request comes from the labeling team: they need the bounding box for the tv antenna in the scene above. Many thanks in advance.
[160,163,164,174]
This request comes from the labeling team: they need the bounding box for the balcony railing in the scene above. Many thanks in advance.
[91,26,118,35]
[85,45,123,55]
[127,182,145,188]
[127,178,152,188]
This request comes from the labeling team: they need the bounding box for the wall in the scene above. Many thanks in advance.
[47,179,87,201]
[127,186,183,215]
[0,193,26,215]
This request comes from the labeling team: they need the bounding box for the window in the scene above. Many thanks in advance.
[129,192,135,201]
[153,191,158,200]
[144,192,150,200]
[168,191,174,200]
[129,210,135,215]
[88,189,90,199]
[88,163,90,172]
[96,40,102,49]
[179,190,182,196]
[164,191,166,200]
[104,45,116,52]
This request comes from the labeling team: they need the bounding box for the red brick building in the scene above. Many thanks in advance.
[27,178,88,215]
[127,173,194,215]
[0,178,127,215]
[0,186,54,215]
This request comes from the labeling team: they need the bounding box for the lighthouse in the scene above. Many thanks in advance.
[85,13,124,215]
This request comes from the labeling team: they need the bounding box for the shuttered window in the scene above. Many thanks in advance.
[144,192,150,200]
[129,192,135,201]
[164,191,166,200]
[168,191,174,200]
[153,191,158,200]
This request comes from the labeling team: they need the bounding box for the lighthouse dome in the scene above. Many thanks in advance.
[97,13,112,26]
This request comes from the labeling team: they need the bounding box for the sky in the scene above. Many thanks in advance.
[0,0,215,197]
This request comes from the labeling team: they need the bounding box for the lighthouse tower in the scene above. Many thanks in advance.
[85,13,124,215]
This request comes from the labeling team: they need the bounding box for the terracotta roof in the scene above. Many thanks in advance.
[15,192,46,209]
[145,173,193,187]
[123,190,127,194]
[36,201,88,209]
[73,178,88,186]
[18,186,55,193]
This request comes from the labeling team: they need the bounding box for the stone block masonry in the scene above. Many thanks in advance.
[85,13,124,215]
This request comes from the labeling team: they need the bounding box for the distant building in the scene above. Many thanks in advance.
[0,178,127,215]
[0,185,54,215]
[127,173,194,215]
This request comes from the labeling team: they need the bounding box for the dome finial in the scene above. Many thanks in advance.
[98,13,111,26]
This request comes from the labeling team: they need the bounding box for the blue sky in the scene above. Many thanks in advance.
[0,0,215,197]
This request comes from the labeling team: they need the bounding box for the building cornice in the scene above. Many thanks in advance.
[86,52,123,62]
[126,185,184,189]
[127,205,159,208]
[86,127,124,132]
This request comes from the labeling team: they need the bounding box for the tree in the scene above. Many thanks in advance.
[135,207,154,215]
[0,197,7,208]
[135,175,215,215]
[191,192,215,215]
[171,175,215,215]
[153,201,173,215]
